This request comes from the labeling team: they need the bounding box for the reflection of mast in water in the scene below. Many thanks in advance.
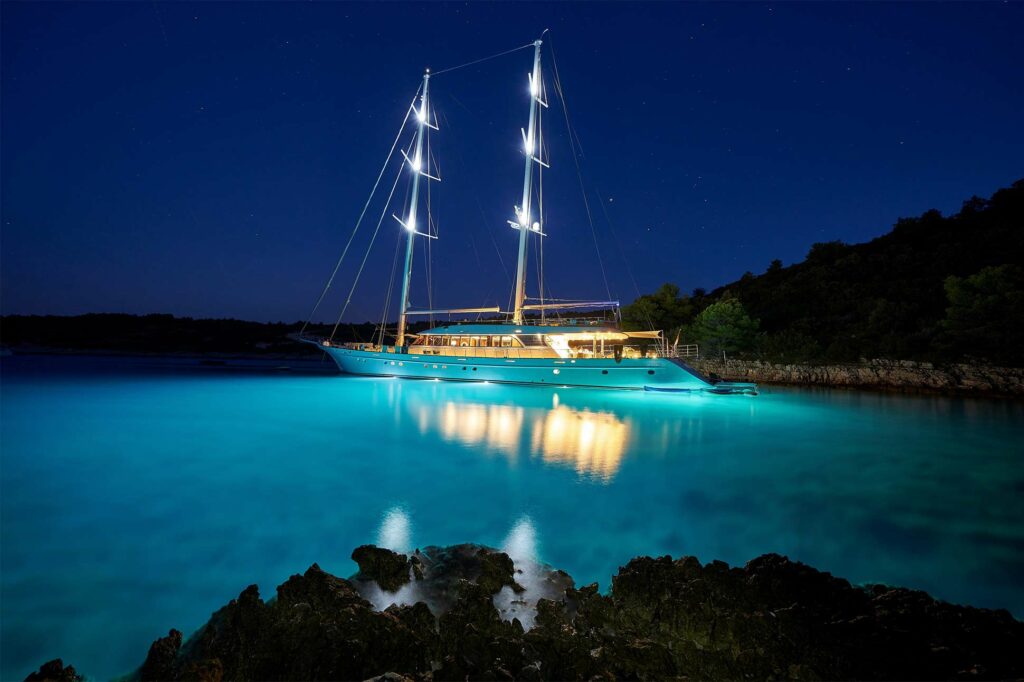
[418,398,630,482]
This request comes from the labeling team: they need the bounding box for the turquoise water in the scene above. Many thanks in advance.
[2,355,1023,679]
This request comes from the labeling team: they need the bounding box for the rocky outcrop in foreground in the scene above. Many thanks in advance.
[27,545,1023,681]
[692,358,1024,396]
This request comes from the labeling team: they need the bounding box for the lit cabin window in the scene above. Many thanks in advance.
[500,336,513,348]
[449,336,458,346]
[459,337,470,347]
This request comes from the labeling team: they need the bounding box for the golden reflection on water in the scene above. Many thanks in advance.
[532,405,629,481]
[439,402,524,457]
[419,396,631,482]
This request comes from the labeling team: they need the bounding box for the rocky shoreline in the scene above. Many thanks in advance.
[27,544,1023,681]
[691,358,1024,397]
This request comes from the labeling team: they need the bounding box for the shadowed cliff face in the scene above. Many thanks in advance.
[26,544,1023,682]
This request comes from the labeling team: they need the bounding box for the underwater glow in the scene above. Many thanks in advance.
[377,506,412,554]
[493,516,548,629]
[1,356,1022,680]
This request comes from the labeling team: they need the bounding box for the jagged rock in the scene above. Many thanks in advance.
[138,629,182,681]
[37,546,1024,681]
[23,660,83,682]
[690,358,1024,396]
[608,552,1024,680]
[350,544,528,616]
[352,545,412,592]
[475,547,521,595]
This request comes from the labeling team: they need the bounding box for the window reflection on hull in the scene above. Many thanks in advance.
[417,398,630,482]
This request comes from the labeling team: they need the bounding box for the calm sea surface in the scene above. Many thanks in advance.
[2,355,1023,679]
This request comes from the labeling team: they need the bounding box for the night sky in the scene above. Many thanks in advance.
[2,2,1022,323]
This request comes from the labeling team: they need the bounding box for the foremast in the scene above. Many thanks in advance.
[511,38,547,325]
[396,70,434,348]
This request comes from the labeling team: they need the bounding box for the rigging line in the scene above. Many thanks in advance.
[330,153,407,341]
[380,229,405,345]
[505,276,515,322]
[533,226,544,323]
[431,42,534,77]
[548,36,613,305]
[422,225,434,327]
[597,186,651,329]
[426,125,434,327]
[595,187,643,299]
[381,215,405,340]
[550,67,585,158]
[378,231,403,347]
[301,89,419,336]
[538,135,545,322]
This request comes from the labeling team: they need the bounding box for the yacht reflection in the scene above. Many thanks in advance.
[419,396,631,482]
[439,402,524,456]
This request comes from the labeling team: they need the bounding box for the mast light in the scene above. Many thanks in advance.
[521,128,535,155]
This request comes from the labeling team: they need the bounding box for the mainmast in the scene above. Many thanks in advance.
[510,38,547,325]
[396,70,433,348]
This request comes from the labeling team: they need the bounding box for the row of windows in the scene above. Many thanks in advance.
[412,334,531,348]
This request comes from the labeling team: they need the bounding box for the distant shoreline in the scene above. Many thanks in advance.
[692,358,1024,399]
[4,347,1022,398]
[1,346,322,362]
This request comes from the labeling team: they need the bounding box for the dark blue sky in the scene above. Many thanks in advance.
[2,2,1022,323]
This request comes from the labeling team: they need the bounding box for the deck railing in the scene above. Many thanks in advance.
[315,338,700,361]
[675,343,700,359]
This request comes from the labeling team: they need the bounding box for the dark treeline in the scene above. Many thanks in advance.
[4,181,1021,365]
[0,314,434,357]
[622,180,1024,366]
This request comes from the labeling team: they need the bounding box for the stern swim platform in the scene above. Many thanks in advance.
[303,325,757,395]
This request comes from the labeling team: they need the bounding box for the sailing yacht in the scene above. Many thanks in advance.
[304,37,756,395]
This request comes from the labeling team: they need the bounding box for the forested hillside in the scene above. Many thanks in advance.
[5,183,1021,366]
[623,180,1024,365]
